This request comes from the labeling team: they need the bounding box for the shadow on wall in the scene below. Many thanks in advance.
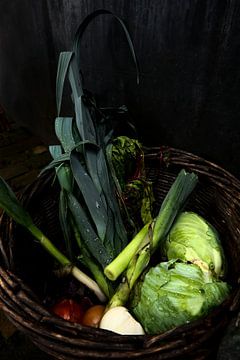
[1,0,240,176]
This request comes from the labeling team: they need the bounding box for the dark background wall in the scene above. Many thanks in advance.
[1,0,240,176]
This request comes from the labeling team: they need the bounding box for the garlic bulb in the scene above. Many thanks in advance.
[99,306,145,335]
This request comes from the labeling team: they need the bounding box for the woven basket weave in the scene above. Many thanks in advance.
[0,146,240,360]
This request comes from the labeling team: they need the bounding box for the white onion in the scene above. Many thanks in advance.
[99,306,145,335]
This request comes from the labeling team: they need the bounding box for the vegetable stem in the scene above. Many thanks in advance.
[107,279,130,309]
[152,170,198,249]
[104,222,150,281]
[28,225,69,265]
[28,224,107,302]
[72,218,113,299]
[71,267,107,302]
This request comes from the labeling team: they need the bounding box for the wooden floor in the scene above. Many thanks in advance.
[0,121,52,359]
[0,125,51,192]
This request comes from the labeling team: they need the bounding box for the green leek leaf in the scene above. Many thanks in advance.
[97,149,128,254]
[56,52,73,116]
[73,9,139,84]
[0,177,33,229]
[153,169,198,249]
[67,192,112,268]
[70,152,107,241]
[69,62,96,142]
[40,150,70,175]
[59,190,73,260]
[55,117,76,153]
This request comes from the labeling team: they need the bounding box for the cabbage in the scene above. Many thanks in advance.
[131,260,230,334]
[164,212,226,277]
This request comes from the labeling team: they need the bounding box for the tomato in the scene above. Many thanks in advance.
[51,298,90,324]
[82,305,105,328]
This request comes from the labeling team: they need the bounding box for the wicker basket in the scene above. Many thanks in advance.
[0,146,240,360]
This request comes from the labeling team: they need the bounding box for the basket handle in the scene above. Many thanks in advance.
[72,9,140,85]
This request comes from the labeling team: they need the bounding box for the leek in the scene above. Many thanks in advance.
[0,176,106,302]
[0,11,140,305]
[105,169,198,308]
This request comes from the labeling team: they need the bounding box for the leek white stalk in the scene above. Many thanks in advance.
[104,222,150,281]
[71,267,106,302]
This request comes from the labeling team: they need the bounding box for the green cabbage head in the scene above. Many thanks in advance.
[164,212,226,277]
[131,260,230,334]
